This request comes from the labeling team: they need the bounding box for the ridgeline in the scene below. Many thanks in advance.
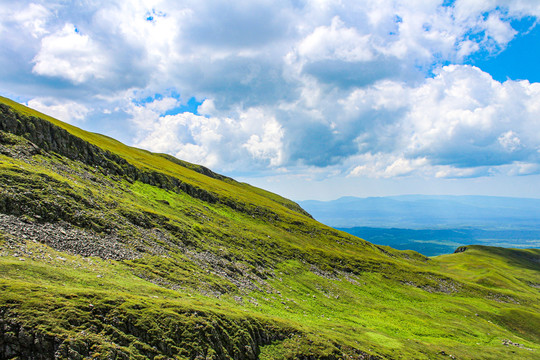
[0,96,539,359]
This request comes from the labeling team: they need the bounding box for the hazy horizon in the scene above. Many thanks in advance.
[298,194,540,255]
[298,194,540,229]
[299,193,540,202]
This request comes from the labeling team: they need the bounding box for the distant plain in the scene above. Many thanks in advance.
[299,195,540,256]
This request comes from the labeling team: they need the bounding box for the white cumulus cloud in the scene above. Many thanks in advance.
[132,98,286,170]
[2,0,540,185]
[26,98,89,124]
[12,3,52,38]
[345,65,540,178]
[243,118,284,166]
[32,24,107,84]
[298,17,375,63]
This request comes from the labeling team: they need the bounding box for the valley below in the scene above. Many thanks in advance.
[337,227,540,257]
[300,196,540,257]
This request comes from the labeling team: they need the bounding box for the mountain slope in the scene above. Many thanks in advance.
[0,97,539,359]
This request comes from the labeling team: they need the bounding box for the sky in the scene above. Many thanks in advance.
[1,0,540,201]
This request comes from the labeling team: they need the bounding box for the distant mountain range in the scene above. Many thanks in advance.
[298,195,540,229]
[299,195,540,256]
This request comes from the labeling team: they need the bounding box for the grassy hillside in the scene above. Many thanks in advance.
[0,97,539,359]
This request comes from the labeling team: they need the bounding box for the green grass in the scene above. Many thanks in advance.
[1,97,539,359]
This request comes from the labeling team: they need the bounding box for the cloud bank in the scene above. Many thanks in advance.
[1,0,540,182]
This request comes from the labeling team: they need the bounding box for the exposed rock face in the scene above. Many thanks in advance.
[0,314,66,360]
[0,306,292,360]
[0,104,311,220]
[0,104,219,203]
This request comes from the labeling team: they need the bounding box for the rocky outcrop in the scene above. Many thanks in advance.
[454,246,468,253]
[0,315,67,360]
[0,104,310,221]
[0,104,218,202]
[0,305,291,360]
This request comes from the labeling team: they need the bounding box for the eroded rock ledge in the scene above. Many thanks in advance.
[0,104,311,220]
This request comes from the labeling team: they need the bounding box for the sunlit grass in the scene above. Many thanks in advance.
[1,97,539,359]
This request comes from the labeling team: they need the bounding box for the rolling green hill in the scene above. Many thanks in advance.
[0,96,539,359]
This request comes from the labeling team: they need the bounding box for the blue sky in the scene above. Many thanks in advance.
[1,0,540,200]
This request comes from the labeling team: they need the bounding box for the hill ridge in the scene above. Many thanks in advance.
[0,99,311,220]
[0,96,539,359]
